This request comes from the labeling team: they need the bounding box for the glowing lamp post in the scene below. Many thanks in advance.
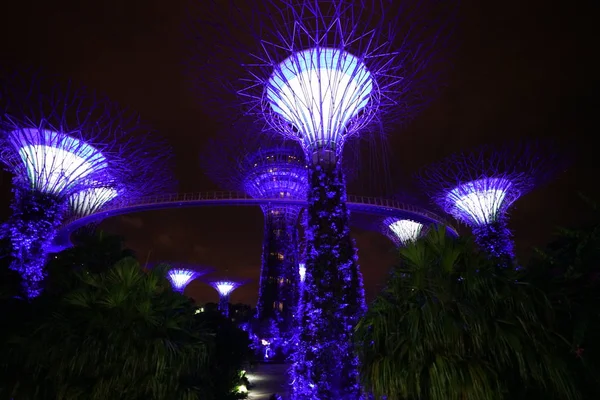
[208,280,244,318]
[382,218,425,247]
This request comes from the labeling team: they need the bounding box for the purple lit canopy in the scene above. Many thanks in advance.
[202,119,308,221]
[157,262,213,294]
[419,142,566,228]
[382,217,426,246]
[208,279,246,317]
[210,281,240,297]
[195,0,454,159]
[0,71,175,297]
[419,141,568,265]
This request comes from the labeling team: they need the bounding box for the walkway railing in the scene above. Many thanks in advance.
[61,191,456,231]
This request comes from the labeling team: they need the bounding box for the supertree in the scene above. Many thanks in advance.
[155,262,213,294]
[381,217,427,247]
[202,120,308,346]
[418,141,567,267]
[193,1,454,397]
[0,71,175,297]
[208,280,246,318]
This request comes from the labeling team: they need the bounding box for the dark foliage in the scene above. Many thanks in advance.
[195,309,254,399]
[524,195,600,398]
[0,235,251,399]
[356,227,579,400]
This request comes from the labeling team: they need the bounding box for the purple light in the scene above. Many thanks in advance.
[266,47,374,152]
[383,217,425,246]
[208,280,245,318]
[193,1,455,396]
[167,269,200,293]
[68,185,119,218]
[447,178,515,226]
[201,132,305,348]
[1,73,176,298]
[419,141,567,266]
[242,148,308,201]
[158,262,212,294]
[10,128,109,195]
[298,263,306,283]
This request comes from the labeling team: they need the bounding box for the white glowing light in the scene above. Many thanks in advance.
[267,47,374,151]
[167,269,199,292]
[68,186,118,217]
[298,263,306,282]
[11,129,107,194]
[386,219,424,245]
[447,178,513,225]
[216,283,235,296]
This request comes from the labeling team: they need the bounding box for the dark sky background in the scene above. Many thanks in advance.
[0,0,594,305]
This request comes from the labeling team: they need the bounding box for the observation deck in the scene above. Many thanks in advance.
[51,191,458,251]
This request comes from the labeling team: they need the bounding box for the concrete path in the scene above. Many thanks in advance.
[246,363,290,399]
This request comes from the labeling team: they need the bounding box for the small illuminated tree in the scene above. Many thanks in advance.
[419,141,567,267]
[153,262,213,294]
[381,217,426,247]
[208,280,245,318]
[193,1,455,396]
[202,122,307,342]
[0,71,174,297]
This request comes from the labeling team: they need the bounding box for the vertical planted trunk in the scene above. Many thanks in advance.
[8,186,65,298]
[291,161,365,400]
[256,207,300,346]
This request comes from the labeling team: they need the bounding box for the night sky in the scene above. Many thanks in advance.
[0,0,593,305]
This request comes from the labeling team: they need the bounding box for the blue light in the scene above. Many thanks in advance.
[266,47,374,152]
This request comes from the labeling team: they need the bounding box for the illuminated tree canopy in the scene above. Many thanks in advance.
[419,141,568,227]
[208,280,246,318]
[383,217,425,246]
[154,262,213,294]
[193,0,455,156]
[0,70,176,297]
[419,141,569,266]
